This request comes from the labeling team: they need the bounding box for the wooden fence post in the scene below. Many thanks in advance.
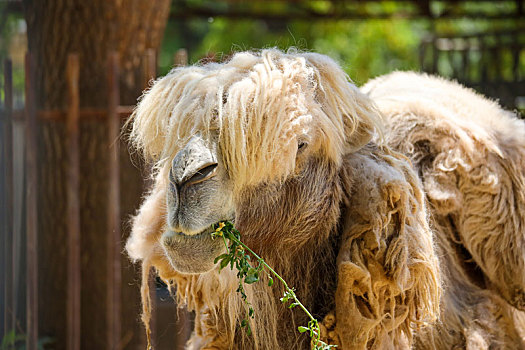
[143,49,156,90]
[107,51,122,350]
[24,52,38,350]
[431,38,438,74]
[2,58,14,339]
[66,53,81,350]
[141,49,159,347]
[174,49,188,67]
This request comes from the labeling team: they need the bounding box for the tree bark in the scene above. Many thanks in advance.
[23,1,170,349]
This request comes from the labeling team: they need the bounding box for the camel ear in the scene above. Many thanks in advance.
[303,53,383,153]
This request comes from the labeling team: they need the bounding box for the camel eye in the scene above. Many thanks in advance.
[184,163,218,186]
[297,142,307,153]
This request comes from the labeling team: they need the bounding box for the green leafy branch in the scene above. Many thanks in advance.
[0,329,53,350]
[211,221,336,350]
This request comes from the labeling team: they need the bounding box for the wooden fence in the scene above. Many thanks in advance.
[420,28,525,113]
[1,49,192,350]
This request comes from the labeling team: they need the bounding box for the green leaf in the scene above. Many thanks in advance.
[214,253,230,264]
[298,326,309,333]
[240,319,247,327]
[244,274,259,284]
[288,302,299,308]
[1,330,27,349]
[219,256,231,270]
[268,276,274,286]
[1,330,16,347]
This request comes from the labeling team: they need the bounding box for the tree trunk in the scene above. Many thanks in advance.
[23,1,170,349]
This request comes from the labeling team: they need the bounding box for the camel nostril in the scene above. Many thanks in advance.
[182,163,218,187]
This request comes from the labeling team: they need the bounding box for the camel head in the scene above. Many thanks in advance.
[158,127,337,274]
[126,49,384,276]
[125,50,445,349]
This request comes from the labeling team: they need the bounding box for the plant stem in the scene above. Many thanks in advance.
[214,222,335,349]
[227,234,318,325]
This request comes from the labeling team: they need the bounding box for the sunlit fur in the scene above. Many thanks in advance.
[125,49,522,349]
[364,72,525,348]
[129,49,381,195]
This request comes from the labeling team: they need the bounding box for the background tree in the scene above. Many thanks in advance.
[23,1,170,349]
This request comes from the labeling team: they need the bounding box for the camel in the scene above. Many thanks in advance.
[125,49,525,349]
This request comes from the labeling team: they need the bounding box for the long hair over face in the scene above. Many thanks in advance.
[129,49,383,193]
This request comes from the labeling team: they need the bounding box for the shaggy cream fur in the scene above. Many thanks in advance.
[363,72,525,348]
[126,50,524,349]
[130,50,381,194]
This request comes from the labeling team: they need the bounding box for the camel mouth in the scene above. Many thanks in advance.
[166,219,234,239]
[166,224,216,239]
[160,220,233,274]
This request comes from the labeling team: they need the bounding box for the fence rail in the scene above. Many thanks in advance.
[420,28,525,112]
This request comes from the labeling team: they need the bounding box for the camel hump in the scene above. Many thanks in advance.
[364,71,525,311]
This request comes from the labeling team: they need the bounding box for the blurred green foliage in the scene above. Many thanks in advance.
[0,1,523,105]
[159,15,521,88]
[0,329,53,350]
[159,18,427,84]
[0,6,26,107]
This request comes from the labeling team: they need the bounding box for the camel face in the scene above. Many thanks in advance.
[161,134,235,274]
